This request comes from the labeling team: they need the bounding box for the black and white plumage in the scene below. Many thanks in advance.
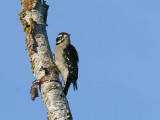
[55,32,79,95]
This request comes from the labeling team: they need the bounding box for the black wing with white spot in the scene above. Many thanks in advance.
[63,44,79,95]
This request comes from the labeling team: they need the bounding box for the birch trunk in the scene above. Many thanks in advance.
[19,0,72,119]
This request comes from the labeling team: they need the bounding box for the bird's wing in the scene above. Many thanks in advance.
[63,44,79,92]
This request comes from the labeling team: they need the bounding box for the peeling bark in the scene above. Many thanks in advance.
[19,0,72,119]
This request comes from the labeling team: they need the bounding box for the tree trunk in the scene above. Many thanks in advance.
[19,0,72,119]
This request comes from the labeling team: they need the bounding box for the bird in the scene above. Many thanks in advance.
[55,32,79,95]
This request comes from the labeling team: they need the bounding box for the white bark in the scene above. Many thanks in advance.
[19,0,72,119]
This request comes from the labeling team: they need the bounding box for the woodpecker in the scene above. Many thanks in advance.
[55,32,79,95]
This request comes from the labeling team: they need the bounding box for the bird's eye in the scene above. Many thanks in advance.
[56,36,63,42]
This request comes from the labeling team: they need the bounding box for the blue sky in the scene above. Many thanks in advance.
[0,0,160,120]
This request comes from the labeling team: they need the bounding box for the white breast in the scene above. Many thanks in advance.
[55,46,69,83]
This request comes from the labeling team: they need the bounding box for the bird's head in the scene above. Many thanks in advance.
[56,32,71,46]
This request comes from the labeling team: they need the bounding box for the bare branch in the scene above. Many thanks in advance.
[19,0,72,119]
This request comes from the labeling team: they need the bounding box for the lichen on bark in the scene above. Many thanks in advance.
[19,0,72,119]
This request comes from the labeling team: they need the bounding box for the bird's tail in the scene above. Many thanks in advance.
[63,78,71,96]
[63,78,77,95]
[73,80,77,91]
